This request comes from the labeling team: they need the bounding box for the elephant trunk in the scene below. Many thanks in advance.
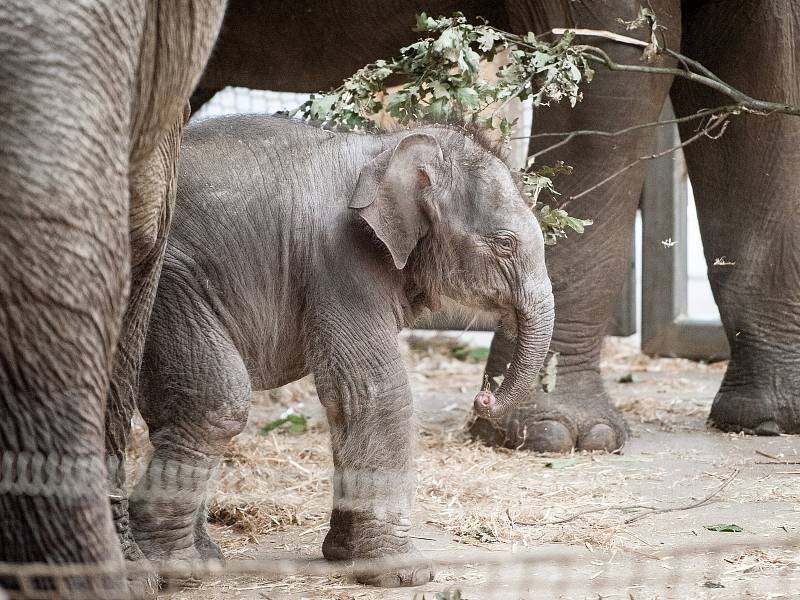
[473,288,554,419]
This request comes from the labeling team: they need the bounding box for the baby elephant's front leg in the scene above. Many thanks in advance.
[314,337,433,587]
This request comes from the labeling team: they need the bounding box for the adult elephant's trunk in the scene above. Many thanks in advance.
[473,289,554,419]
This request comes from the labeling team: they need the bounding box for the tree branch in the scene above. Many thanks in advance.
[515,469,739,527]
[561,111,730,207]
[521,105,740,167]
[518,27,799,204]
[548,28,800,117]
[661,47,727,86]
[580,46,800,116]
[551,27,648,48]
[622,469,739,524]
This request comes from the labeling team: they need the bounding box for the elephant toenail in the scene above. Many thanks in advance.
[526,420,573,453]
[754,421,781,436]
[580,424,618,452]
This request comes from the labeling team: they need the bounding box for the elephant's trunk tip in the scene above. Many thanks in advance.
[473,389,505,419]
[472,289,555,420]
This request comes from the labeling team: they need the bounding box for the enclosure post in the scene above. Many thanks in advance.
[640,100,729,360]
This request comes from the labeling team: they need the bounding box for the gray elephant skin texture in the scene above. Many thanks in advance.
[0,0,227,596]
[130,114,554,587]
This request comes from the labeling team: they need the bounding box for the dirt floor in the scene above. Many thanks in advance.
[134,334,800,600]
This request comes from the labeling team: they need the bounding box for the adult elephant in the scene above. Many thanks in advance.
[192,0,800,452]
[0,0,227,595]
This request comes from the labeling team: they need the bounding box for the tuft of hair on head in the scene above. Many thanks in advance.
[377,113,512,166]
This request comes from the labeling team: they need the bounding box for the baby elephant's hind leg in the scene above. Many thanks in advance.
[130,308,251,565]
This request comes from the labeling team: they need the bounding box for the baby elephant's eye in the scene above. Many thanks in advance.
[492,232,517,256]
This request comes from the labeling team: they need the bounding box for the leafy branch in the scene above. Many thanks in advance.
[519,163,592,245]
[292,13,595,131]
[291,13,595,243]
[291,10,800,243]
[564,27,800,117]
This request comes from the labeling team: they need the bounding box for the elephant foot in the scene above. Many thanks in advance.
[322,510,434,587]
[194,529,224,562]
[122,544,159,599]
[112,496,158,599]
[130,506,222,589]
[134,543,221,590]
[704,297,800,435]
[468,370,628,453]
[708,380,800,435]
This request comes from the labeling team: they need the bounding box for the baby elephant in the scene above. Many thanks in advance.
[129,115,554,586]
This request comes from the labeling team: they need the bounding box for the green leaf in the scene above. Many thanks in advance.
[498,117,511,138]
[618,373,636,384]
[451,346,490,363]
[704,524,743,532]
[432,28,462,61]
[426,98,445,120]
[309,94,337,120]
[477,28,500,52]
[434,590,463,600]
[372,66,392,80]
[414,12,438,32]
[260,413,308,435]
[456,86,480,110]
[535,161,573,177]
[545,458,578,469]
[431,81,450,99]
[563,215,588,234]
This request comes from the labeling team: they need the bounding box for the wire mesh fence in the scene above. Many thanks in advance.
[3,447,798,599]
[190,87,311,122]
[1,535,798,599]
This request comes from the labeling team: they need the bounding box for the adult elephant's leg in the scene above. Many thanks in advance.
[0,1,142,594]
[471,0,681,452]
[672,2,800,434]
[106,112,183,598]
[105,0,227,587]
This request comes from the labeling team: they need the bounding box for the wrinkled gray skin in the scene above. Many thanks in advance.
[192,0,800,453]
[0,0,226,596]
[131,114,554,586]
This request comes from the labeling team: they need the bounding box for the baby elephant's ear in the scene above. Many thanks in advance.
[349,133,443,269]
